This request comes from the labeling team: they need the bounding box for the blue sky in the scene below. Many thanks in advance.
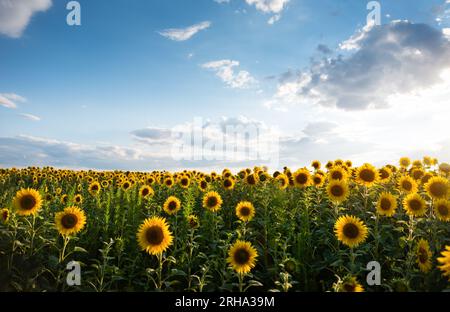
[1,0,450,171]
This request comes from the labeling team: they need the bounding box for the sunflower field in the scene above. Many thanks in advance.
[1,157,450,292]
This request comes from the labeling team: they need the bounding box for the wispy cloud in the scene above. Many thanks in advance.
[0,0,52,38]
[19,113,41,121]
[0,93,26,109]
[202,59,257,89]
[158,21,211,41]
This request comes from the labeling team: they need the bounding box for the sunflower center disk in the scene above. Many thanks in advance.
[296,174,307,184]
[207,197,218,207]
[331,185,344,197]
[142,189,149,196]
[418,248,428,263]
[380,198,391,211]
[61,214,78,229]
[402,181,412,190]
[20,195,37,210]
[343,283,356,292]
[430,182,447,197]
[360,169,375,182]
[343,223,359,239]
[168,201,177,211]
[438,205,448,216]
[146,226,164,245]
[240,207,250,216]
[233,248,250,265]
[409,199,421,211]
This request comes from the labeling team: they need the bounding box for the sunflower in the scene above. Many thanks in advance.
[236,201,256,222]
[423,156,432,167]
[245,173,258,186]
[275,174,289,190]
[223,178,235,190]
[1,208,10,223]
[54,206,87,236]
[139,185,154,198]
[202,191,223,212]
[258,172,270,183]
[238,170,248,179]
[325,161,334,170]
[179,176,191,189]
[439,163,450,176]
[311,160,321,170]
[421,173,434,185]
[227,240,258,275]
[187,215,199,229]
[121,180,132,191]
[198,179,208,192]
[136,216,173,255]
[334,215,368,248]
[163,196,181,215]
[101,180,109,188]
[411,168,425,181]
[399,157,411,168]
[293,168,311,188]
[45,193,53,202]
[434,199,450,222]
[61,194,68,205]
[88,181,101,196]
[13,188,42,216]
[403,193,427,217]
[326,180,349,204]
[355,164,379,187]
[335,276,364,292]
[416,239,432,273]
[73,194,83,204]
[376,192,397,217]
[312,174,325,187]
[328,166,347,181]
[424,176,448,199]
[378,166,392,183]
[437,245,450,280]
[397,175,418,194]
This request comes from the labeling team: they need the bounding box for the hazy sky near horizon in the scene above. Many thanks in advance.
[1,0,450,171]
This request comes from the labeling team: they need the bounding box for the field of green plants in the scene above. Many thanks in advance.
[0,157,449,292]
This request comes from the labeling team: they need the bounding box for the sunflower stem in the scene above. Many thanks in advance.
[157,252,163,291]
[238,273,244,292]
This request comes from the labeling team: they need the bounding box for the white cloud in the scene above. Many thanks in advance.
[214,0,230,3]
[266,21,450,111]
[267,14,281,25]
[0,0,52,38]
[0,135,180,171]
[245,0,289,24]
[245,0,289,14]
[444,27,450,39]
[202,59,257,89]
[19,113,41,121]
[158,21,211,41]
[0,93,26,109]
